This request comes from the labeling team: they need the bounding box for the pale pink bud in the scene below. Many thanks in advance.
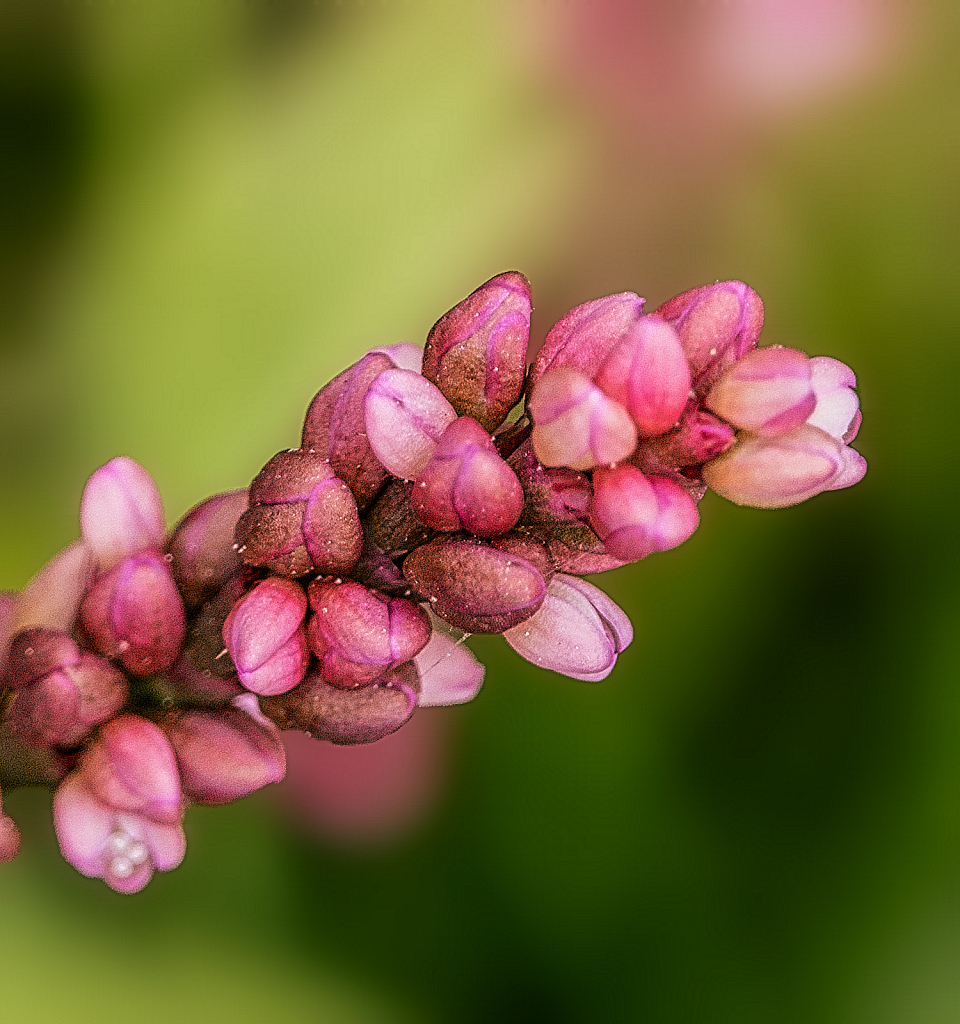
[364,368,458,479]
[423,271,532,431]
[528,291,645,393]
[260,662,421,745]
[706,346,815,435]
[528,367,637,470]
[163,694,285,804]
[503,574,632,682]
[413,417,524,537]
[222,578,309,696]
[79,551,186,675]
[12,540,93,634]
[594,316,692,436]
[655,281,764,397]
[402,538,546,634]
[54,772,185,894]
[301,352,396,507]
[807,356,861,442]
[79,715,184,825]
[702,424,867,508]
[80,457,166,570]
[368,343,423,372]
[590,466,700,561]
[414,612,485,706]
[168,489,248,610]
[307,579,431,689]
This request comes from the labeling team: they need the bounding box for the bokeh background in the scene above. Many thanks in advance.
[1,1,958,1020]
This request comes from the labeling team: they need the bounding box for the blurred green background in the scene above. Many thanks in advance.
[1,1,958,1020]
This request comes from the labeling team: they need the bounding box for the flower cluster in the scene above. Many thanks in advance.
[0,273,865,891]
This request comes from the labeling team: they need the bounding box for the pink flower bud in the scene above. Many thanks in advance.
[260,662,421,745]
[54,772,185,894]
[80,457,166,570]
[413,417,524,537]
[590,466,700,561]
[706,346,816,435]
[0,792,20,864]
[702,424,867,508]
[633,403,736,479]
[594,316,692,436]
[235,450,362,578]
[79,715,184,824]
[79,551,186,675]
[528,367,637,470]
[12,540,93,634]
[414,612,485,706]
[503,574,632,682]
[528,291,645,393]
[168,489,248,610]
[222,578,309,696]
[423,271,532,431]
[807,356,861,442]
[307,579,430,689]
[655,281,764,397]
[163,694,286,804]
[368,343,423,372]
[6,628,126,748]
[364,368,458,479]
[402,538,546,634]
[301,352,396,507]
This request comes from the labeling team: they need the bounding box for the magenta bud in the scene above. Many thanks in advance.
[12,540,93,634]
[53,772,185,894]
[702,424,867,508]
[528,368,638,470]
[655,280,764,397]
[528,291,645,394]
[301,352,396,507]
[7,648,127,749]
[807,356,861,442]
[6,626,81,690]
[79,551,186,675]
[414,613,485,706]
[79,715,184,824]
[364,368,458,479]
[307,579,431,688]
[402,538,546,634]
[168,489,248,610]
[80,457,166,570]
[164,695,286,804]
[503,574,633,682]
[413,417,524,537]
[590,466,700,561]
[706,346,815,435]
[423,272,532,431]
[594,316,692,437]
[260,662,420,745]
[236,450,362,578]
[223,578,309,696]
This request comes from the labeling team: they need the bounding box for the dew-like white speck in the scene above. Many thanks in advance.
[709,348,717,356]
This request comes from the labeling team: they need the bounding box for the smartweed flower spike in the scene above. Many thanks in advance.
[0,272,865,889]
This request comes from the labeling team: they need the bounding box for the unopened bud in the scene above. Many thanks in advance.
[12,541,93,635]
[168,489,248,609]
[414,612,485,706]
[413,417,524,537]
[423,271,531,431]
[808,356,861,442]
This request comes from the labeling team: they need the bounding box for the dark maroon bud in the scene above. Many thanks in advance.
[489,533,553,578]
[259,662,420,745]
[237,450,362,578]
[402,538,545,634]
[654,280,764,397]
[168,489,248,610]
[363,480,434,557]
[301,352,396,507]
[6,627,82,690]
[174,577,244,695]
[350,534,406,594]
[79,552,186,675]
[306,579,430,688]
[412,417,524,538]
[422,272,531,432]
[7,652,127,749]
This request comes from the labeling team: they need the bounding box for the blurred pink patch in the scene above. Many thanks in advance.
[276,709,448,847]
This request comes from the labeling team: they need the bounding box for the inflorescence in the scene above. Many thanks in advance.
[0,274,865,891]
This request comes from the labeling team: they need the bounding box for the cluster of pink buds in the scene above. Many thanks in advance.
[0,273,865,891]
